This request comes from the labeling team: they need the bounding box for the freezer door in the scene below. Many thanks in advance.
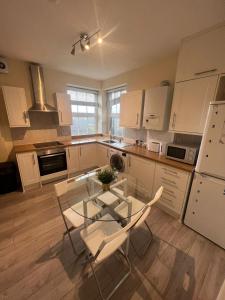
[196,102,225,180]
[184,173,225,249]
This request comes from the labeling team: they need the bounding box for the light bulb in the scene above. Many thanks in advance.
[84,44,90,50]
[98,37,103,44]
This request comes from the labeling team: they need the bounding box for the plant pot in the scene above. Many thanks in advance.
[102,183,110,191]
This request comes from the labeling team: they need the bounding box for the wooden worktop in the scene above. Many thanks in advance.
[13,138,195,173]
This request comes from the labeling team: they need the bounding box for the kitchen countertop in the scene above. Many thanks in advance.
[13,137,195,173]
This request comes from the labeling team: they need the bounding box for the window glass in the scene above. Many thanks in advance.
[67,87,98,136]
[106,87,126,137]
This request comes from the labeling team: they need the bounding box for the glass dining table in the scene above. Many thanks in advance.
[64,169,151,227]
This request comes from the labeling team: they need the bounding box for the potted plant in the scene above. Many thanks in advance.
[97,168,116,191]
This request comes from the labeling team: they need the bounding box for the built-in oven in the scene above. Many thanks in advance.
[37,148,67,176]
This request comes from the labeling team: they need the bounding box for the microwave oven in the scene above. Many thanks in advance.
[165,143,199,165]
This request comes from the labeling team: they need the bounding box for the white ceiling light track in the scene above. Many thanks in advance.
[71,29,102,55]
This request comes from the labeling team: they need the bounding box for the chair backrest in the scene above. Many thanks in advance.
[54,174,87,197]
[147,186,164,207]
[94,208,146,263]
[92,165,110,173]
[132,186,163,229]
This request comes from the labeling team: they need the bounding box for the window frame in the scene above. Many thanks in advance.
[106,86,127,138]
[67,86,99,136]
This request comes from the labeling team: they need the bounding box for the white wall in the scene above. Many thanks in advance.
[0,57,101,161]
[102,54,178,142]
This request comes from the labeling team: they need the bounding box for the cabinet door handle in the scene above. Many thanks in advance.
[32,154,35,165]
[68,148,70,159]
[162,167,178,176]
[23,111,27,123]
[148,114,158,119]
[194,68,217,76]
[136,113,139,125]
[172,113,176,128]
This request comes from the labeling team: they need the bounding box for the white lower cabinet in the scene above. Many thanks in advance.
[128,155,156,196]
[16,152,40,191]
[97,145,109,167]
[153,163,191,218]
[79,144,97,170]
[66,144,97,174]
[66,146,80,175]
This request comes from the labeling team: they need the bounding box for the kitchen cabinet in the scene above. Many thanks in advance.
[128,154,155,196]
[16,152,40,191]
[66,146,80,175]
[176,25,225,82]
[143,86,172,131]
[97,144,109,167]
[169,75,218,134]
[153,163,191,218]
[2,86,30,127]
[55,93,72,126]
[120,90,144,128]
[79,144,97,170]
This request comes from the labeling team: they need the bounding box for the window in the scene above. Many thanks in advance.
[67,86,98,136]
[106,86,126,137]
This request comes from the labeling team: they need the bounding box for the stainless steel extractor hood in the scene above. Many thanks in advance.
[29,63,57,112]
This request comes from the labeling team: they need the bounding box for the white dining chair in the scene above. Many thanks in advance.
[80,210,144,300]
[114,186,164,256]
[54,174,102,255]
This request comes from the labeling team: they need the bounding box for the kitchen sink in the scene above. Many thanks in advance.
[102,140,117,144]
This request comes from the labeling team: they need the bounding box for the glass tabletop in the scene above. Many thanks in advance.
[61,168,151,222]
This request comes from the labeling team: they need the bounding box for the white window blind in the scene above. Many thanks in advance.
[67,86,98,135]
[106,86,126,137]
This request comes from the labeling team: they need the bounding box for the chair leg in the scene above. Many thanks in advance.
[130,220,153,257]
[88,248,131,300]
[88,256,105,300]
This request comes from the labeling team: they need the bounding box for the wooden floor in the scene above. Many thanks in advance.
[0,183,224,300]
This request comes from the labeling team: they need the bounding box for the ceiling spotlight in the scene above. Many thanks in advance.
[97,37,103,44]
[71,29,101,55]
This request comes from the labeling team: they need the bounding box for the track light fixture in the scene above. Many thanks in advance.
[71,29,102,55]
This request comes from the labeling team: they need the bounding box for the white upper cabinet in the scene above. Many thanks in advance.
[169,75,218,135]
[2,86,30,127]
[120,90,144,128]
[143,86,172,131]
[55,93,72,126]
[176,25,225,82]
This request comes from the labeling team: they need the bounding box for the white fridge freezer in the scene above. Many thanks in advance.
[185,101,225,249]
[196,101,225,180]
[184,172,225,249]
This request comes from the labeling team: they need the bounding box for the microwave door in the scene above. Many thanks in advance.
[167,146,186,161]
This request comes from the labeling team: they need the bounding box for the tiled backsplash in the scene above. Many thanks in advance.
[124,127,202,148]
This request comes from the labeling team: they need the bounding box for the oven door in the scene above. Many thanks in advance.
[38,151,67,176]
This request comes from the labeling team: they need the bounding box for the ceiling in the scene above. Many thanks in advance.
[0,0,224,80]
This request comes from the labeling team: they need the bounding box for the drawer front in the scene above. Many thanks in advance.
[156,163,189,192]
[159,186,185,214]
